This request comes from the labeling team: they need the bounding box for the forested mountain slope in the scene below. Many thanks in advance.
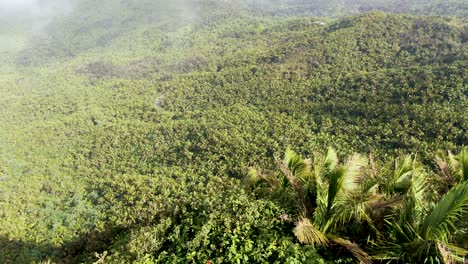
[9,0,468,67]
[0,1,467,263]
[249,0,468,17]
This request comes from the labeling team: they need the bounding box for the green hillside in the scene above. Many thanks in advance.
[0,1,467,263]
[247,0,468,17]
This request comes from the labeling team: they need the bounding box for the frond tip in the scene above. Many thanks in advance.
[420,181,468,241]
[455,146,468,181]
[283,148,312,180]
[331,237,372,264]
[342,153,368,193]
[293,218,328,246]
[246,167,279,189]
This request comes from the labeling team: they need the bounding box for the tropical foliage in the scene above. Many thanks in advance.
[248,147,468,263]
[0,0,467,263]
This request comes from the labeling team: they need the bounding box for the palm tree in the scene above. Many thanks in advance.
[247,147,468,263]
[247,147,374,263]
[373,180,468,263]
[436,146,468,190]
[373,147,468,263]
[361,154,430,229]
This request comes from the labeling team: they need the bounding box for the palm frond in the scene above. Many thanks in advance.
[246,167,260,184]
[330,236,372,264]
[436,148,468,187]
[437,242,468,264]
[393,155,414,192]
[313,185,329,228]
[445,243,468,262]
[367,194,403,212]
[341,154,367,193]
[283,148,313,180]
[278,149,316,216]
[326,200,379,237]
[448,151,459,175]
[436,151,454,183]
[324,147,338,173]
[279,149,308,189]
[387,212,421,244]
[278,150,303,192]
[455,146,468,181]
[437,147,468,184]
[326,167,345,216]
[293,218,329,246]
[371,244,403,261]
[246,167,279,190]
[410,166,430,216]
[321,153,369,232]
[366,194,403,235]
[420,181,468,241]
[369,151,378,179]
[437,242,454,264]
[372,236,436,263]
[324,153,366,217]
[312,151,328,201]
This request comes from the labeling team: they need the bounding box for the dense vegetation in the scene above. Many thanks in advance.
[0,0,467,263]
[248,0,468,17]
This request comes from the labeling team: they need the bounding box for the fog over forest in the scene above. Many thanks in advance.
[0,0,73,33]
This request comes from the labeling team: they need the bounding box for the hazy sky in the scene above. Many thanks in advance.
[0,0,73,15]
[0,0,74,32]
[0,0,39,11]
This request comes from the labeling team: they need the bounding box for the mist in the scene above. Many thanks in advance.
[0,0,38,11]
[0,0,73,32]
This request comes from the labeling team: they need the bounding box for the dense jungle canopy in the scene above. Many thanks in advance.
[0,0,467,263]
